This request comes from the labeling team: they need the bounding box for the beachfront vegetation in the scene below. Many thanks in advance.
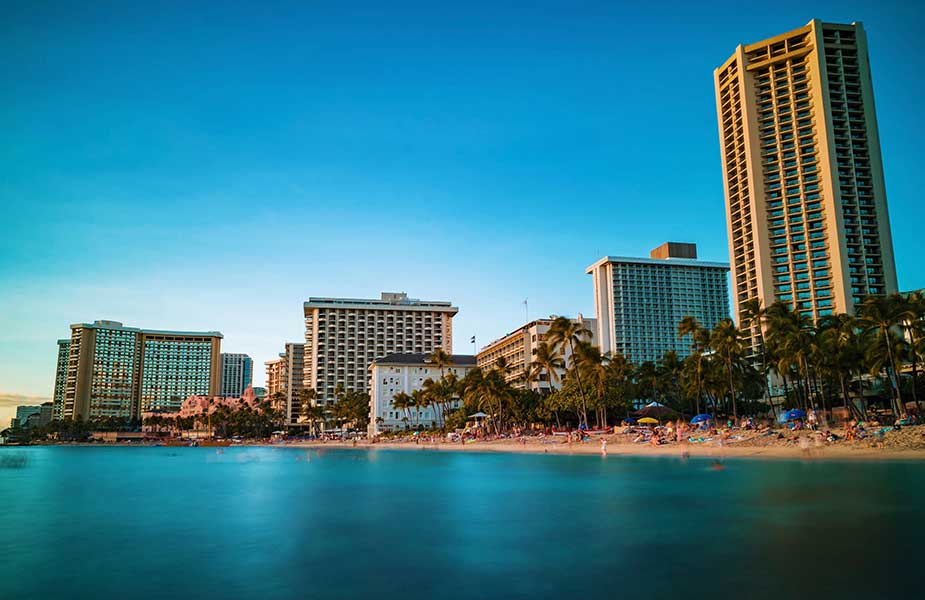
[428,292,925,431]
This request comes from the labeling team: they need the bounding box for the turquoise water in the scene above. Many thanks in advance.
[1,447,923,599]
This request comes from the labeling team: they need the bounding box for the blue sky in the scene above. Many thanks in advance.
[2,1,923,424]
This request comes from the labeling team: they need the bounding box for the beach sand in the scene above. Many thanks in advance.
[280,428,925,461]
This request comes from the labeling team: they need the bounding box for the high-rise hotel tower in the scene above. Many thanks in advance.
[303,292,457,405]
[53,320,222,420]
[714,20,897,333]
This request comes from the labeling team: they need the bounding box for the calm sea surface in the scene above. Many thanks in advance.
[1,446,923,599]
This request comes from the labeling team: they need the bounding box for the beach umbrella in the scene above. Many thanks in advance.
[784,409,806,421]
[633,403,677,419]
[690,414,713,424]
[468,412,488,419]
[621,418,636,424]
[638,417,659,425]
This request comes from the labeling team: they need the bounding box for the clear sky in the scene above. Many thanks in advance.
[2,0,923,425]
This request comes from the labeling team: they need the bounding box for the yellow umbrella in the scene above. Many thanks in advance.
[637,417,659,424]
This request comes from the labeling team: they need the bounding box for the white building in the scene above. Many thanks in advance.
[368,353,476,435]
[587,242,730,363]
[476,317,597,393]
[303,292,458,405]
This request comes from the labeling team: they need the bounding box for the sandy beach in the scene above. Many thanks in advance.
[278,427,925,461]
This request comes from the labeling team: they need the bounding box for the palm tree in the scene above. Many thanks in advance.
[858,294,906,416]
[658,351,683,410]
[391,392,413,430]
[301,403,325,436]
[739,297,778,419]
[411,389,430,429]
[635,361,659,404]
[678,316,708,414]
[765,302,808,409]
[606,352,635,419]
[494,355,511,378]
[460,367,512,434]
[298,388,317,429]
[817,313,867,419]
[710,318,744,420]
[573,341,608,427]
[529,341,564,391]
[423,375,458,429]
[429,348,452,377]
[898,290,925,407]
[547,316,593,427]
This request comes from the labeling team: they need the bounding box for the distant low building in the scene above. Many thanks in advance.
[368,353,476,436]
[141,386,260,433]
[11,405,42,429]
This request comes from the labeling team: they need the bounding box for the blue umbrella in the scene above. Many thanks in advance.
[622,418,636,424]
[784,409,806,421]
[690,414,713,424]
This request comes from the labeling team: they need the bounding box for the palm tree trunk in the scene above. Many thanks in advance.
[695,359,703,416]
[567,340,589,427]
[782,374,791,409]
[883,328,904,416]
[726,356,737,421]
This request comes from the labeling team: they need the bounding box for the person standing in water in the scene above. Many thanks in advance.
[600,438,608,456]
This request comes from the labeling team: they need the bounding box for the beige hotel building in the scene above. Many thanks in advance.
[715,20,897,334]
[264,342,305,424]
[476,317,596,393]
[303,292,457,405]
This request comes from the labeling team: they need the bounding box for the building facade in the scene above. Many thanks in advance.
[53,320,222,421]
[264,343,305,425]
[587,243,730,363]
[476,317,597,393]
[714,20,898,336]
[53,339,70,420]
[220,353,253,397]
[11,405,41,429]
[282,343,305,424]
[303,292,458,405]
[368,353,476,435]
[265,356,286,396]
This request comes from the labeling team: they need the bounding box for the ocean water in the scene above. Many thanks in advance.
[1,447,923,599]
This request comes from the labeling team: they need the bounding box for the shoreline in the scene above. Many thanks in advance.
[275,438,925,461]
[7,434,925,462]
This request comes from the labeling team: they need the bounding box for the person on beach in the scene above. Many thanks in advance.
[808,409,818,431]
[600,438,608,456]
[799,434,811,457]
